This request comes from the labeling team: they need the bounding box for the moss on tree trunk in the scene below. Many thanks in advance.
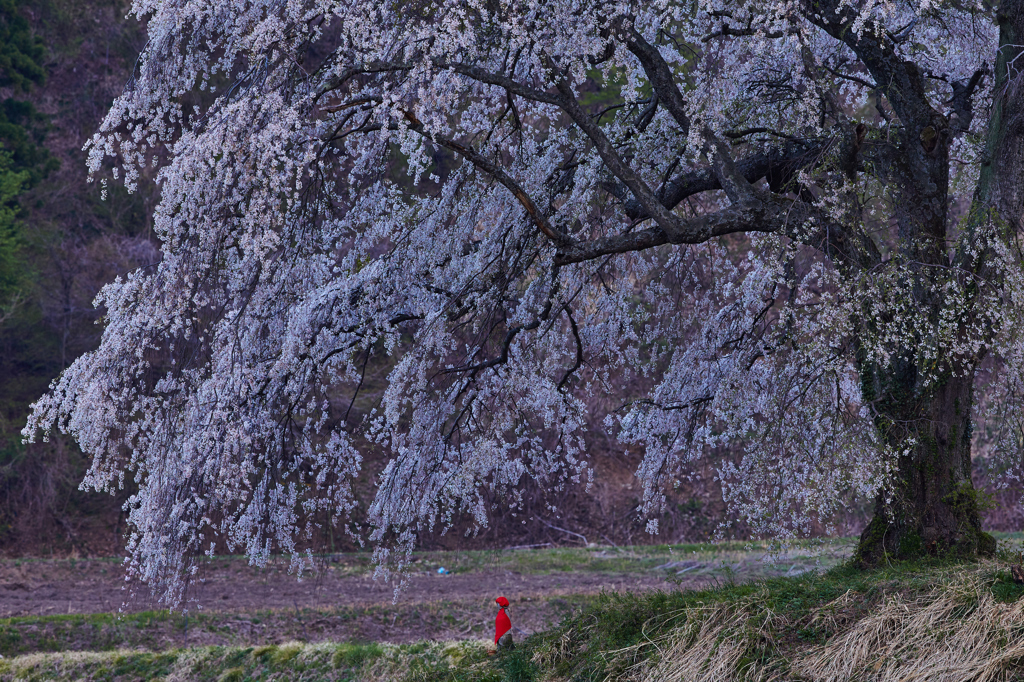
[856,369,996,565]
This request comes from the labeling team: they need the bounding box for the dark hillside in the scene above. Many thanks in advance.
[0,0,155,556]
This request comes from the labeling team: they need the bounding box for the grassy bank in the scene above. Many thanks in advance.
[523,558,1024,681]
[0,640,472,682]
[3,555,1024,681]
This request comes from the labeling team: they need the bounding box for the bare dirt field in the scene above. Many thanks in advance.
[0,542,852,655]
[0,557,681,618]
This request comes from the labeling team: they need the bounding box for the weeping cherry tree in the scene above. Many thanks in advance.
[23,0,1024,601]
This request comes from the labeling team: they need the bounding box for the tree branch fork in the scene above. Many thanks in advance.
[321,53,876,272]
[312,0,1001,276]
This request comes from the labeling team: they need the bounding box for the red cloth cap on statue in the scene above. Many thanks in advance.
[494,596,511,644]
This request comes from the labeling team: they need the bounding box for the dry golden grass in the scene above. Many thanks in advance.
[633,605,750,682]
[795,570,1024,682]
[595,563,1024,682]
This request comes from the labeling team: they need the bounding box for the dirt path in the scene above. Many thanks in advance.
[0,557,687,617]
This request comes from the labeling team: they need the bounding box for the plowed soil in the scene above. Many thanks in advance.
[0,543,852,654]
[0,554,708,652]
[0,558,684,618]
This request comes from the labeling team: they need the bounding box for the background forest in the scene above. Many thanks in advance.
[0,0,158,556]
[0,0,1017,559]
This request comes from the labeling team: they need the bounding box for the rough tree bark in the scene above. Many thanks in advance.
[856,0,1024,565]
[857,365,995,563]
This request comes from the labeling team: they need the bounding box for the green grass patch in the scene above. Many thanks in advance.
[384,537,855,577]
[0,537,849,578]
[271,642,303,667]
[3,537,853,659]
[332,642,383,669]
[216,668,244,682]
[0,640,507,682]
[0,609,181,656]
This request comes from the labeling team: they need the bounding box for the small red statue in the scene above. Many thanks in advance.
[494,595,513,649]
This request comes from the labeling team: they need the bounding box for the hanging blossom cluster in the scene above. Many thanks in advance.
[22,0,1015,602]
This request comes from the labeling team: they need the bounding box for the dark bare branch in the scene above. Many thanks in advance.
[403,111,571,245]
[614,138,832,219]
[704,25,787,41]
[447,62,563,106]
[557,184,880,269]
[803,0,937,128]
[949,67,989,134]
[553,77,699,243]
[625,30,691,136]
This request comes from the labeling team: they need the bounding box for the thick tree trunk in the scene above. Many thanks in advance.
[856,367,995,565]
[857,0,1022,565]
[976,0,1024,228]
